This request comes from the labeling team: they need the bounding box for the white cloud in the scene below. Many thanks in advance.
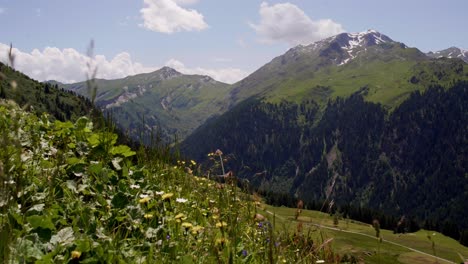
[0,7,5,14]
[250,2,344,46]
[140,0,208,33]
[165,59,248,84]
[0,43,157,83]
[173,0,199,6]
[0,43,248,84]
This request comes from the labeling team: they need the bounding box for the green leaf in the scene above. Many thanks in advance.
[88,163,103,175]
[27,215,55,230]
[87,133,100,147]
[50,227,74,246]
[110,145,136,157]
[111,192,129,209]
[75,239,92,253]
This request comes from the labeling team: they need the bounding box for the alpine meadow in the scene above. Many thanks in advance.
[0,1,467,263]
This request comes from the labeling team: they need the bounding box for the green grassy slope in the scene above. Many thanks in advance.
[229,42,468,109]
[0,99,347,263]
[262,205,468,264]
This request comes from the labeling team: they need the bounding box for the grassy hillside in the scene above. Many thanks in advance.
[0,99,346,263]
[261,205,468,264]
[230,42,468,109]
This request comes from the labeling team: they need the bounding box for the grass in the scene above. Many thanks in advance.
[261,205,468,264]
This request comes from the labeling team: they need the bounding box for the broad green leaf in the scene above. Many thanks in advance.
[110,145,136,157]
[111,192,128,209]
[27,215,55,230]
[11,238,44,261]
[50,227,74,246]
[87,133,100,147]
[75,239,92,252]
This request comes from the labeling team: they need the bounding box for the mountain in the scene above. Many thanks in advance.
[180,30,468,244]
[427,47,468,63]
[228,29,438,108]
[59,67,231,142]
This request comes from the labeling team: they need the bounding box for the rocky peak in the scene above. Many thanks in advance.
[158,66,182,80]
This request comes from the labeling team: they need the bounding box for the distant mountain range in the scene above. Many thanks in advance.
[54,30,467,143]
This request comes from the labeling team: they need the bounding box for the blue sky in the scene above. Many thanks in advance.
[0,0,467,83]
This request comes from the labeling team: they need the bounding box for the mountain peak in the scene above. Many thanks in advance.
[158,66,182,80]
[427,47,468,63]
[333,30,394,50]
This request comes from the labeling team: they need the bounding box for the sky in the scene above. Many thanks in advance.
[0,0,467,84]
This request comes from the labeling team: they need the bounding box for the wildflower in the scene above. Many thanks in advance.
[216,221,227,228]
[181,222,193,229]
[316,261,325,264]
[176,198,188,203]
[192,225,204,235]
[130,184,140,189]
[139,197,150,204]
[242,249,248,257]
[215,149,223,156]
[215,238,227,246]
[175,213,186,220]
[144,213,154,219]
[71,250,81,259]
[162,193,174,200]
[155,191,164,195]
[190,160,196,165]
[166,234,171,240]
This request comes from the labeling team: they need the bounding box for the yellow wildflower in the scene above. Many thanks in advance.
[139,197,150,204]
[71,251,81,259]
[190,160,196,165]
[192,225,204,234]
[215,221,227,228]
[162,193,174,200]
[175,213,185,220]
[181,222,193,229]
[144,213,153,219]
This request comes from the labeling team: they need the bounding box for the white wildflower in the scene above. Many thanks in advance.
[176,198,188,203]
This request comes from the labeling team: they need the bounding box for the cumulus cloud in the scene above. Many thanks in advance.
[173,0,199,6]
[0,43,157,83]
[0,43,248,84]
[250,2,344,46]
[165,59,248,84]
[140,0,208,33]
